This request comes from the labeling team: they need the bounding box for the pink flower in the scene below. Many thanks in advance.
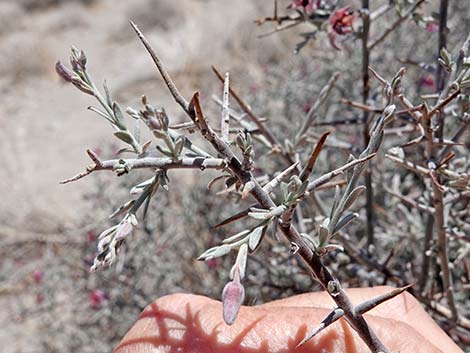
[206,258,217,270]
[328,6,356,50]
[426,22,439,33]
[421,75,436,90]
[36,293,45,304]
[33,270,44,284]
[89,289,108,309]
[290,0,317,13]
[303,101,312,113]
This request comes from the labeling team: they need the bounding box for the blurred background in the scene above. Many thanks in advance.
[0,0,468,352]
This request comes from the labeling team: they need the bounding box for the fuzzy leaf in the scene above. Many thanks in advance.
[112,102,126,129]
[329,185,341,220]
[318,224,329,247]
[222,229,251,244]
[156,145,174,158]
[198,244,231,260]
[114,131,134,144]
[248,211,272,220]
[346,154,355,182]
[133,119,141,143]
[109,200,135,219]
[174,136,184,156]
[248,226,265,252]
[152,129,167,139]
[103,80,112,107]
[231,243,248,279]
[342,185,366,212]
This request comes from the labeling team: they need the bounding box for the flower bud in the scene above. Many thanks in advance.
[55,61,74,82]
[221,269,245,325]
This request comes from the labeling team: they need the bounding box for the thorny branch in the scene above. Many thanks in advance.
[129,23,402,353]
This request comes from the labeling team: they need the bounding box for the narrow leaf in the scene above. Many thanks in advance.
[198,244,231,261]
[114,130,134,144]
[332,212,358,235]
[342,185,366,212]
[222,229,251,244]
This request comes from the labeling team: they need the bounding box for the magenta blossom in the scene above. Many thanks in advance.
[86,230,96,242]
[420,75,436,90]
[36,293,45,304]
[33,270,44,284]
[89,289,108,309]
[328,6,356,50]
[426,22,439,33]
[206,258,217,270]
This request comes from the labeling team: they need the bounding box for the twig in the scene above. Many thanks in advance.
[221,72,230,143]
[61,155,227,184]
[258,21,302,38]
[338,233,470,331]
[282,132,330,228]
[431,171,458,321]
[297,308,344,346]
[212,154,375,230]
[130,21,190,113]
[370,3,392,21]
[263,162,300,194]
[298,283,413,347]
[298,72,340,138]
[355,284,413,314]
[212,66,282,151]
[368,0,426,50]
[437,115,470,162]
[307,153,376,191]
[361,1,374,249]
[436,0,449,94]
[299,132,330,182]
[255,14,301,26]
[428,88,461,118]
[340,98,382,113]
[419,102,458,320]
[384,187,435,214]
[385,154,430,177]
[419,211,435,294]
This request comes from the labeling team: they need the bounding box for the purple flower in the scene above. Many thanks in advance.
[89,289,108,309]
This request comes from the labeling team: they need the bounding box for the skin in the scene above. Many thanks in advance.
[114,286,463,353]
